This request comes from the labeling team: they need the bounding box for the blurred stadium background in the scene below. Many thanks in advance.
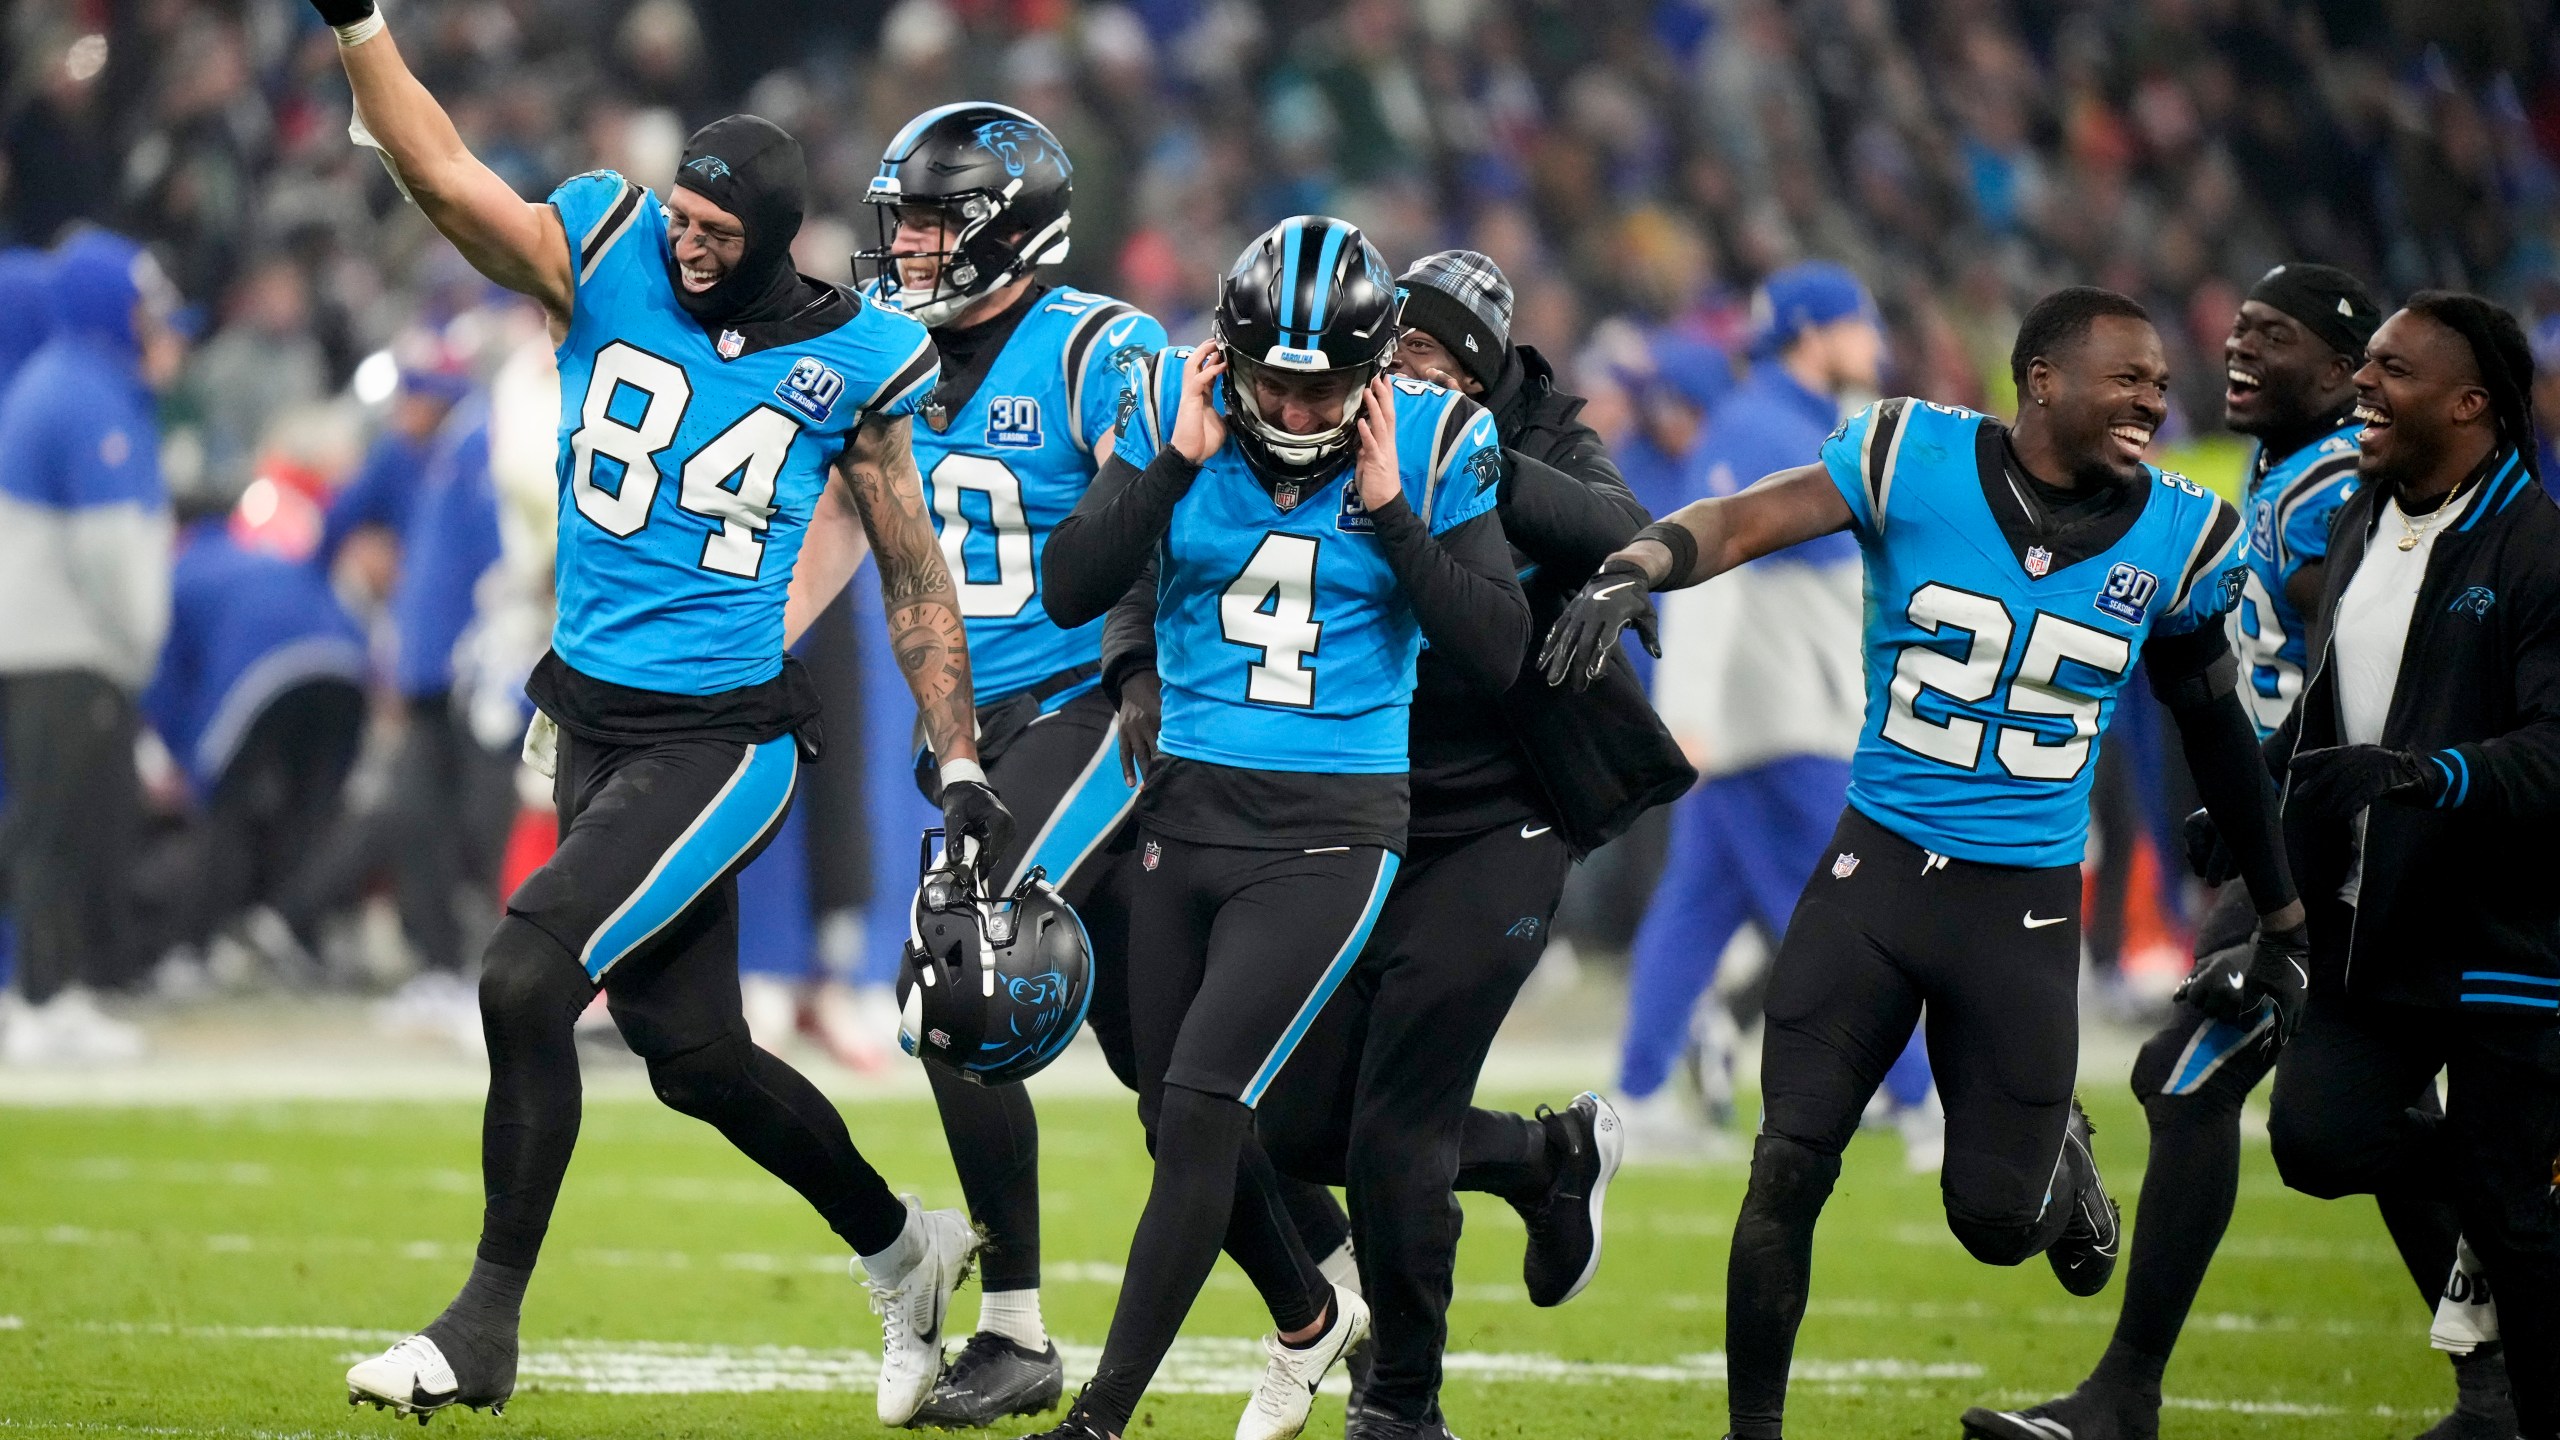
[0,0,2558,1433]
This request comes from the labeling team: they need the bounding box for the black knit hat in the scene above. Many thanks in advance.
[2247,263,2382,361]
[1395,249,1512,392]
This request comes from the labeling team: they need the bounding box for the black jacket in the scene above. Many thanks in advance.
[2271,449,2560,1014]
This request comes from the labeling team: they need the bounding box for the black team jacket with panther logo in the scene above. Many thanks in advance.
[2268,446,2560,1014]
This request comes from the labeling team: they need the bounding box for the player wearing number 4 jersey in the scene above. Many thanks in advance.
[1030,216,1528,1440]
[304,1,1009,1429]
[1543,287,2309,1440]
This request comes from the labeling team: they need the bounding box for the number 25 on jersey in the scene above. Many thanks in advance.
[1880,583,2132,781]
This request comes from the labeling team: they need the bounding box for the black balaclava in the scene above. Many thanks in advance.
[670,115,808,327]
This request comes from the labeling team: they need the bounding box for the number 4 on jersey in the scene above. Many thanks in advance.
[1220,533,1322,707]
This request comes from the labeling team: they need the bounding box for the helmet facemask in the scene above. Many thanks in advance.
[858,189,1068,329]
[1217,327,1396,476]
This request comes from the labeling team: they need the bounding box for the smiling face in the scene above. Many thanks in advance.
[2029,313,2169,487]
[665,186,747,297]
[2223,299,2351,437]
[1390,328,1479,394]
[2351,308,2488,491]
[886,203,962,295]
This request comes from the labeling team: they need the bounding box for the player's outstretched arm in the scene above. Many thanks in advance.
[781,477,871,650]
[310,0,572,321]
[1538,463,1849,689]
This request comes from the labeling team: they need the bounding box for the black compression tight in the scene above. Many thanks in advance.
[1080,1084,1330,1432]
[471,916,908,1271]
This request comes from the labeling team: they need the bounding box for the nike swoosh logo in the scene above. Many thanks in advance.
[1592,581,1635,601]
[1520,824,1553,839]
[1105,318,1138,346]
[2228,972,2248,989]
[2023,913,2068,929]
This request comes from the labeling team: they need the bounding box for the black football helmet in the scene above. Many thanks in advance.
[1213,215,1402,478]
[859,102,1072,327]
[897,830,1093,1088]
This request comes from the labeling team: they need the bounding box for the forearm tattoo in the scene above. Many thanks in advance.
[843,415,978,759]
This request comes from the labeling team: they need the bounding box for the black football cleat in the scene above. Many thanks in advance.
[1960,1380,2157,1440]
[2046,1098,2121,1298]
[1341,1330,1377,1431]
[1347,1408,1465,1440]
[1519,1091,1623,1307]
[907,1331,1064,1428]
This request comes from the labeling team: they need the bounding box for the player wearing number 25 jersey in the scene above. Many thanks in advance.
[1030,216,1526,1440]
[1542,289,2308,1440]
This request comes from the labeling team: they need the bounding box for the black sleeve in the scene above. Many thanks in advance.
[1367,500,1530,696]
[1500,448,1650,583]
[1041,448,1198,628]
[1099,553,1160,707]
[2147,625,2297,912]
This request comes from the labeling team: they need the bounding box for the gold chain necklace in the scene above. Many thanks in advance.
[2395,483,2468,551]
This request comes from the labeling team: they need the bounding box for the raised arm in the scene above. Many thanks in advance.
[1538,463,1852,689]
[311,0,573,323]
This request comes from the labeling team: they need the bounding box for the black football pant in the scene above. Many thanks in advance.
[2267,902,2560,1440]
[0,671,145,999]
[1256,821,1574,1425]
[1729,806,2086,1440]
[921,689,1348,1297]
[1076,835,1395,1433]
[469,726,908,1276]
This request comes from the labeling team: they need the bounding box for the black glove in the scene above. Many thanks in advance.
[1538,558,1660,692]
[2175,921,2311,1045]
[938,778,1016,883]
[2182,806,2237,886]
[1117,670,1162,788]
[306,0,378,26]
[2287,745,2447,822]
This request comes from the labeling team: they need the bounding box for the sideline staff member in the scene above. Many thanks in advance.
[2254,292,2560,1440]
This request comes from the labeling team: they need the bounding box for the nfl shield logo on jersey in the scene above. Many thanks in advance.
[2024,545,2053,578]
[1831,852,1860,879]
[1143,840,1161,871]
[717,328,745,359]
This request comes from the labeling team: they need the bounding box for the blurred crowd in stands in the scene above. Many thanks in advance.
[0,0,2557,1067]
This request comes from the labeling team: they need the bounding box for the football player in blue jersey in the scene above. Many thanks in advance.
[838,102,1352,1429]
[1544,287,2310,1440]
[303,0,1013,1428]
[1027,217,1528,1440]
[1963,268,2394,1440]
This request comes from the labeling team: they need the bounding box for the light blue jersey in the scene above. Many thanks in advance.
[2230,421,2360,735]
[1823,399,2247,867]
[546,171,938,695]
[909,288,1165,706]
[1113,350,1501,774]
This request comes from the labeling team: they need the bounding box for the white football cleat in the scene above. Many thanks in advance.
[0,988,145,1067]
[864,1200,981,1426]
[345,1332,505,1422]
[1237,1283,1370,1440]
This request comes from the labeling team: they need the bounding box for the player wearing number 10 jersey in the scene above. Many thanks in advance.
[307,3,1008,1426]
[1542,287,2310,1440]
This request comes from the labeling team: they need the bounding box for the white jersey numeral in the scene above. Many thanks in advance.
[926,454,1038,618]
[1880,582,2132,782]
[1220,532,1323,707]
[679,406,798,578]
[569,342,688,537]
[567,343,802,579]
[1880,583,2006,767]
[2230,567,2296,732]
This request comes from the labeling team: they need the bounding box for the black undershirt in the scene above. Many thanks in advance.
[919,282,1049,430]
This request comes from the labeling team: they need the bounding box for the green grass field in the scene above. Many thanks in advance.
[0,1086,2450,1439]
